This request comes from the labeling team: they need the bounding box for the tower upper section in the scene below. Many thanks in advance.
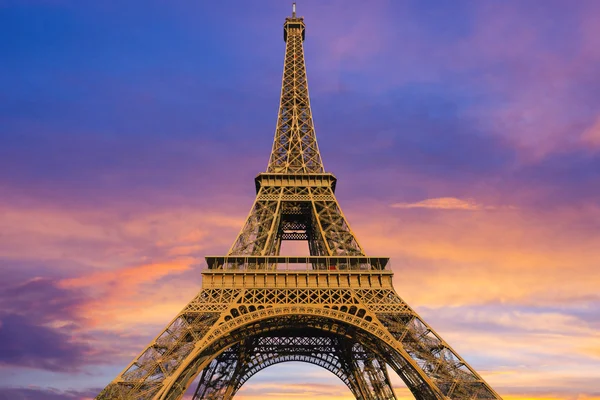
[267,4,324,174]
[283,3,305,42]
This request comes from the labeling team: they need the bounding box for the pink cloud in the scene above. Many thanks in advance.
[580,116,600,149]
[390,197,503,211]
[308,1,600,161]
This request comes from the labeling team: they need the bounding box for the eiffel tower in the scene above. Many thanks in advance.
[97,5,503,400]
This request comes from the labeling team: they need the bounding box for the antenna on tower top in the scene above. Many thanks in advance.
[292,2,296,18]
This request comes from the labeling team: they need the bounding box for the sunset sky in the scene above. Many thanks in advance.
[1,0,600,399]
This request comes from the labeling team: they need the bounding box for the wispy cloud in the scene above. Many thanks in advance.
[390,197,496,211]
[0,387,100,400]
[581,116,600,149]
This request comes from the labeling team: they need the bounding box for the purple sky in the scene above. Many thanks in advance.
[1,1,600,399]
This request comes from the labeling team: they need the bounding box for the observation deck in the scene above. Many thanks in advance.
[205,255,390,271]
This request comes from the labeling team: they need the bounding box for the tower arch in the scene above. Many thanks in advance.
[158,307,442,400]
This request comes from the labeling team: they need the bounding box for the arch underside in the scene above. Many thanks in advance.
[162,313,442,400]
[192,328,396,400]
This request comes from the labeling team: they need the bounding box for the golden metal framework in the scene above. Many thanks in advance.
[96,5,503,400]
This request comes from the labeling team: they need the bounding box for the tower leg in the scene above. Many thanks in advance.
[192,344,241,399]
[342,342,397,400]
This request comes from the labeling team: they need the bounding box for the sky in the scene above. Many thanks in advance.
[1,0,600,399]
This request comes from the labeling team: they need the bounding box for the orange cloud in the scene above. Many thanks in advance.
[390,197,498,211]
[0,204,241,267]
[231,376,415,400]
[59,257,196,329]
[351,203,600,307]
[60,258,194,290]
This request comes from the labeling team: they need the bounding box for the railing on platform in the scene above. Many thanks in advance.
[205,256,390,271]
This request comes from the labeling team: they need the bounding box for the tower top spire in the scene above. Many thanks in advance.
[283,2,305,41]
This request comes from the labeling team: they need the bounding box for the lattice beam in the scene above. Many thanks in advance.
[267,15,323,174]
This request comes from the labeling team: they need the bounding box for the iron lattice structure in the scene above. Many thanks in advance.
[97,7,503,400]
